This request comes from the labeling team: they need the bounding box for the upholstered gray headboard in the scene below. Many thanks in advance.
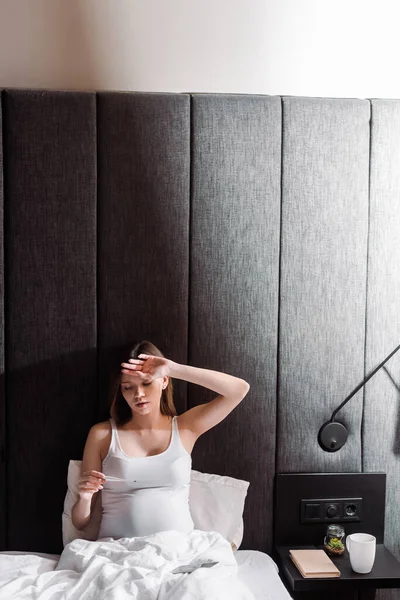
[0,90,399,598]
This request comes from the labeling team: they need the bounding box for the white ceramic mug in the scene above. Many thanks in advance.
[346,533,376,573]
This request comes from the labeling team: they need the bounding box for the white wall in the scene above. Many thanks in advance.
[0,0,399,98]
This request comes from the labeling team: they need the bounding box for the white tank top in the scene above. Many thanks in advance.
[98,416,194,540]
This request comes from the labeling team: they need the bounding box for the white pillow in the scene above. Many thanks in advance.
[189,469,248,550]
[63,460,249,550]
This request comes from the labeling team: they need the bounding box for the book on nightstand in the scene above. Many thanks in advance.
[289,549,341,578]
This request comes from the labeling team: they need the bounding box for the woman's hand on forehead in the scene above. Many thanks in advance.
[121,358,152,383]
[121,354,172,382]
[121,359,152,383]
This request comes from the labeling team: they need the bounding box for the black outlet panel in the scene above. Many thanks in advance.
[274,473,385,547]
[301,497,363,523]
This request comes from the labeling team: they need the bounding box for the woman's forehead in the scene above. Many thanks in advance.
[121,375,159,384]
[121,376,136,384]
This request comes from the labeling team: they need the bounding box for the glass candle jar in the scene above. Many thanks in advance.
[324,524,345,556]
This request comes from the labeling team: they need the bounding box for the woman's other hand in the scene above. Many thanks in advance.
[121,354,174,383]
[78,469,106,501]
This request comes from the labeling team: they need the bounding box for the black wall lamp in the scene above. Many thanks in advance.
[318,343,400,452]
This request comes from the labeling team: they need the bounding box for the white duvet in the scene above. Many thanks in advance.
[0,529,257,600]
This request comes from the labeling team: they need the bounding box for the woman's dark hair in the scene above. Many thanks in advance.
[110,340,176,426]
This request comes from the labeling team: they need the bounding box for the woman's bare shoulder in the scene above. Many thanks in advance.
[85,421,112,462]
[88,420,111,440]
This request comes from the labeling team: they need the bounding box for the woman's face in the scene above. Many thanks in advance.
[120,375,168,416]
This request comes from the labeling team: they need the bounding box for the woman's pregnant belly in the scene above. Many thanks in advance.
[98,486,194,540]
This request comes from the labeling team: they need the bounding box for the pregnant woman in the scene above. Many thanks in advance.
[71,340,250,539]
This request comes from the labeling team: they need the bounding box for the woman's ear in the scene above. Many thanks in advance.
[162,376,168,389]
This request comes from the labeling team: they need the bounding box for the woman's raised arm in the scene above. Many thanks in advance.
[170,362,250,437]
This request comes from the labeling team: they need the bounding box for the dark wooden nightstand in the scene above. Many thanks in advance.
[275,545,400,600]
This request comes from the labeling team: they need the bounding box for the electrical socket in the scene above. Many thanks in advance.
[301,497,363,523]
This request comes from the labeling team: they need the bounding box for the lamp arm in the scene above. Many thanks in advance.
[330,342,400,422]
[318,341,400,452]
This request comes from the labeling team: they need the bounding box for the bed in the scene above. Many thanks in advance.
[0,547,291,599]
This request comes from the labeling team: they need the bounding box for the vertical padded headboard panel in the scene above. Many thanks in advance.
[4,90,97,552]
[277,98,370,472]
[97,93,190,417]
[364,100,400,566]
[190,94,281,552]
[0,92,4,550]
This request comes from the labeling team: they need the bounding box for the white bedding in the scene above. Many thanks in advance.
[0,531,291,600]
